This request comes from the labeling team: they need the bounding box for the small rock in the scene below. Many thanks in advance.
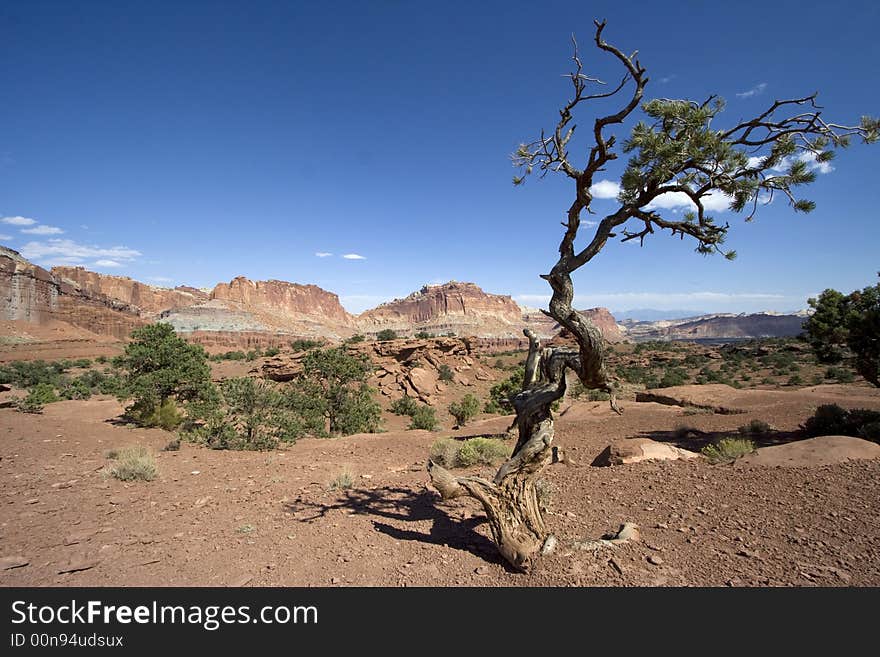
[474,566,489,576]
[191,470,201,475]
[57,556,100,574]
[230,575,252,587]
[647,555,664,566]
[330,577,341,584]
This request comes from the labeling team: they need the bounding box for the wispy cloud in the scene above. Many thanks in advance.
[315,252,333,258]
[0,233,12,241]
[736,82,767,99]
[21,224,64,235]
[1,216,36,226]
[658,74,676,84]
[589,179,621,199]
[19,239,141,267]
[342,253,366,260]
[93,259,123,268]
[148,276,173,283]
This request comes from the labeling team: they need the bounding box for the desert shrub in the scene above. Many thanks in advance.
[107,445,157,481]
[414,331,433,339]
[485,365,525,413]
[390,395,419,416]
[24,382,58,407]
[17,395,46,414]
[430,437,509,468]
[787,374,803,386]
[129,398,184,431]
[801,404,880,443]
[825,366,855,383]
[300,347,381,435]
[208,377,304,450]
[656,367,689,388]
[115,323,216,426]
[59,377,92,400]
[290,339,324,352]
[344,334,365,344]
[72,358,92,368]
[738,419,774,435]
[408,405,438,431]
[438,364,454,382]
[448,393,480,426]
[329,467,355,491]
[701,438,755,464]
[264,346,280,357]
[376,329,398,342]
[96,355,108,364]
[210,350,246,361]
[617,365,649,384]
[245,349,261,361]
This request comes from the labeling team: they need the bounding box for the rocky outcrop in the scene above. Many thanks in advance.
[261,337,476,405]
[1,247,144,339]
[622,312,806,342]
[52,267,207,316]
[739,435,880,468]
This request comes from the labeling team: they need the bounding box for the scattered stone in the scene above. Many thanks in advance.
[230,575,253,587]
[57,556,100,574]
[740,435,880,468]
[647,555,664,566]
[474,566,489,575]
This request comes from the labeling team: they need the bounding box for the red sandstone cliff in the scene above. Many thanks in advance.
[1,247,144,339]
[52,267,207,316]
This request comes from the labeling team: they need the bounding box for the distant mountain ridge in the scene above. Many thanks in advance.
[621,311,809,342]
[0,247,625,347]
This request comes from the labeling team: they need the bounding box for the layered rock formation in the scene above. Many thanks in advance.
[53,267,208,315]
[2,250,626,349]
[622,312,806,342]
[1,247,144,339]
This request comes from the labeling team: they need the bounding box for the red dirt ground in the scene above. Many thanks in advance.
[2,383,879,587]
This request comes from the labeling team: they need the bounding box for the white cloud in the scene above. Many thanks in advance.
[148,276,173,283]
[342,253,366,260]
[0,233,12,241]
[748,151,833,175]
[19,239,141,267]
[21,224,64,235]
[589,179,621,199]
[646,190,732,212]
[736,82,767,99]
[93,259,123,268]
[1,216,37,226]
[315,252,333,258]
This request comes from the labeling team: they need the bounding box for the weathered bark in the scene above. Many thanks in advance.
[428,317,617,570]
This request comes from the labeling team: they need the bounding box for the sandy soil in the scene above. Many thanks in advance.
[2,383,879,587]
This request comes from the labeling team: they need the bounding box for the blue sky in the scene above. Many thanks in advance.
[2,0,878,316]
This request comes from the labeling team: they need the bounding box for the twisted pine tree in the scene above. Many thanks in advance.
[427,20,879,571]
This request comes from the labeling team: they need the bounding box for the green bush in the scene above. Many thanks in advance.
[264,347,280,357]
[701,438,755,464]
[376,329,398,342]
[207,377,305,450]
[344,334,365,344]
[116,323,216,427]
[738,419,773,435]
[329,467,355,491]
[300,347,381,435]
[438,364,454,382]
[448,393,480,426]
[802,404,880,443]
[408,405,438,431]
[25,382,58,406]
[657,367,689,388]
[825,366,855,383]
[787,374,803,386]
[108,445,157,481]
[414,331,433,339]
[485,365,524,414]
[390,395,419,416]
[430,437,510,468]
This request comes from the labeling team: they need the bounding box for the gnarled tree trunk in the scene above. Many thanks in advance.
[428,309,619,570]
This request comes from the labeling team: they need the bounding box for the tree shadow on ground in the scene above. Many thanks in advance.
[282,485,513,570]
[635,427,806,451]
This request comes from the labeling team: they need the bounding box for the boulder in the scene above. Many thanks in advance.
[593,438,699,466]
